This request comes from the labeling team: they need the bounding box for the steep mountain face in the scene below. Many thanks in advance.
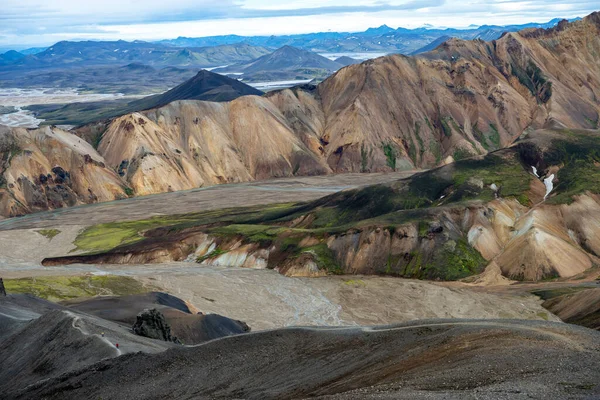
[301,13,600,172]
[97,97,330,195]
[0,125,127,217]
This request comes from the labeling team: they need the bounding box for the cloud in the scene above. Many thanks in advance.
[0,0,597,47]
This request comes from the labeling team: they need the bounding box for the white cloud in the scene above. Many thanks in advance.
[0,0,597,47]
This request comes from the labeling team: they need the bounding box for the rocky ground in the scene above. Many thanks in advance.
[8,319,600,399]
[1,173,599,399]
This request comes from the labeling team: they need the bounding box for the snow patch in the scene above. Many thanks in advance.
[543,174,555,199]
[532,166,539,177]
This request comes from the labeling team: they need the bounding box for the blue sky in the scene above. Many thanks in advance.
[1,0,597,47]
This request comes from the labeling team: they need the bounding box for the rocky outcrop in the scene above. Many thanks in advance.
[132,308,180,343]
[0,125,127,217]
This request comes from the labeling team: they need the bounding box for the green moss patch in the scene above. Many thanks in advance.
[73,217,188,253]
[36,229,61,240]
[4,275,151,301]
[300,243,343,274]
[73,203,302,254]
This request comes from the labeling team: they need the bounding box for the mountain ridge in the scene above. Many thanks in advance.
[1,13,599,219]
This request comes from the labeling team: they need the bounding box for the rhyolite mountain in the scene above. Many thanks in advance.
[2,14,600,223]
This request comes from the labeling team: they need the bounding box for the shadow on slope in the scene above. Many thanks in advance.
[12,319,600,399]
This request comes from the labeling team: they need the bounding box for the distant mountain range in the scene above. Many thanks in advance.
[0,42,270,70]
[0,16,583,98]
[0,16,579,66]
[157,17,580,54]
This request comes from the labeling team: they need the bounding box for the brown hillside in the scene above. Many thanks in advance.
[94,13,599,194]
[1,13,599,216]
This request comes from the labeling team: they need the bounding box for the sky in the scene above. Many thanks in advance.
[1,0,598,48]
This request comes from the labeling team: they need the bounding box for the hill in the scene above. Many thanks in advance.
[25,69,263,126]
[127,69,263,109]
[0,50,24,63]
[334,56,361,66]
[10,318,600,399]
[215,46,343,82]
[410,35,451,55]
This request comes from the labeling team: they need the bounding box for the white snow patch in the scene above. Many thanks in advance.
[543,174,555,199]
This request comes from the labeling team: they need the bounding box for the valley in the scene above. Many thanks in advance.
[0,171,560,332]
[2,9,600,400]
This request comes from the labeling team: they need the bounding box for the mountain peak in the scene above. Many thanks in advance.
[364,24,395,35]
[128,68,263,111]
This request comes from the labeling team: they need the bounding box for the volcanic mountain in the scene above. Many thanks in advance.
[333,56,361,66]
[23,69,263,126]
[127,69,263,109]
[410,35,451,55]
[2,14,600,219]
[215,45,344,81]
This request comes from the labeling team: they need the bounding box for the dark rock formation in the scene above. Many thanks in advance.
[0,278,5,296]
[132,308,180,343]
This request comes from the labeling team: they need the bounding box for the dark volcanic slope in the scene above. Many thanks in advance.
[12,320,600,400]
[128,69,263,110]
[0,294,174,396]
[25,69,263,126]
[64,292,250,344]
